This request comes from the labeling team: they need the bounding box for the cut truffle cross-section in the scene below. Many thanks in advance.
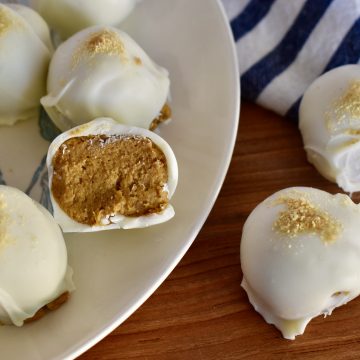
[47,118,178,232]
[52,134,169,226]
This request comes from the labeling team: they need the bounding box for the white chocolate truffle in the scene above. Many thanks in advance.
[0,4,52,126]
[31,0,137,39]
[41,26,170,132]
[241,187,360,340]
[299,65,360,193]
[0,185,74,326]
[47,118,178,233]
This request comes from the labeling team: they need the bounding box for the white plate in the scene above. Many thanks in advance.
[0,0,239,358]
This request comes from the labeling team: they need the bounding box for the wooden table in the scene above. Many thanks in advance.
[80,101,360,359]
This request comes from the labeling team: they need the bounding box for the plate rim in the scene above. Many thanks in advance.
[61,1,240,358]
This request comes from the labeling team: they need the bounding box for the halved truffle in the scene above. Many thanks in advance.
[47,118,178,232]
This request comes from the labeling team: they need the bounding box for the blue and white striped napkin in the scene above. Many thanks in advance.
[222,0,360,119]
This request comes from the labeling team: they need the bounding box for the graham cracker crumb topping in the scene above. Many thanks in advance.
[0,7,19,36]
[272,196,342,243]
[134,56,142,65]
[326,80,360,133]
[0,194,14,251]
[72,29,127,68]
[51,135,169,226]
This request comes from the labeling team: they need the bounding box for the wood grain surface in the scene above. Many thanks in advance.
[79,101,360,360]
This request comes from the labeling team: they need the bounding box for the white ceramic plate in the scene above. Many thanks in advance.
[0,0,239,358]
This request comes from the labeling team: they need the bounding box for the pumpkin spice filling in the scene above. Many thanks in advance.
[51,134,169,226]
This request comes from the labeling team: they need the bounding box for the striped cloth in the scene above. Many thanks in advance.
[222,0,360,119]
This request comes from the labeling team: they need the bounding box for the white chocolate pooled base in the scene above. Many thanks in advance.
[0,4,52,126]
[241,187,360,340]
[299,65,360,193]
[47,118,178,233]
[0,186,74,326]
[41,26,170,132]
[30,0,137,39]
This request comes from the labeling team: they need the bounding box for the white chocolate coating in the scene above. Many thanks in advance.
[299,65,360,193]
[47,118,178,233]
[41,26,170,132]
[0,186,74,326]
[241,187,360,339]
[31,0,137,39]
[0,4,52,126]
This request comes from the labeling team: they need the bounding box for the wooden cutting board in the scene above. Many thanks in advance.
[80,101,360,359]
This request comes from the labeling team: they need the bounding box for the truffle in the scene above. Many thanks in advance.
[241,187,360,339]
[47,118,178,232]
[299,65,360,193]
